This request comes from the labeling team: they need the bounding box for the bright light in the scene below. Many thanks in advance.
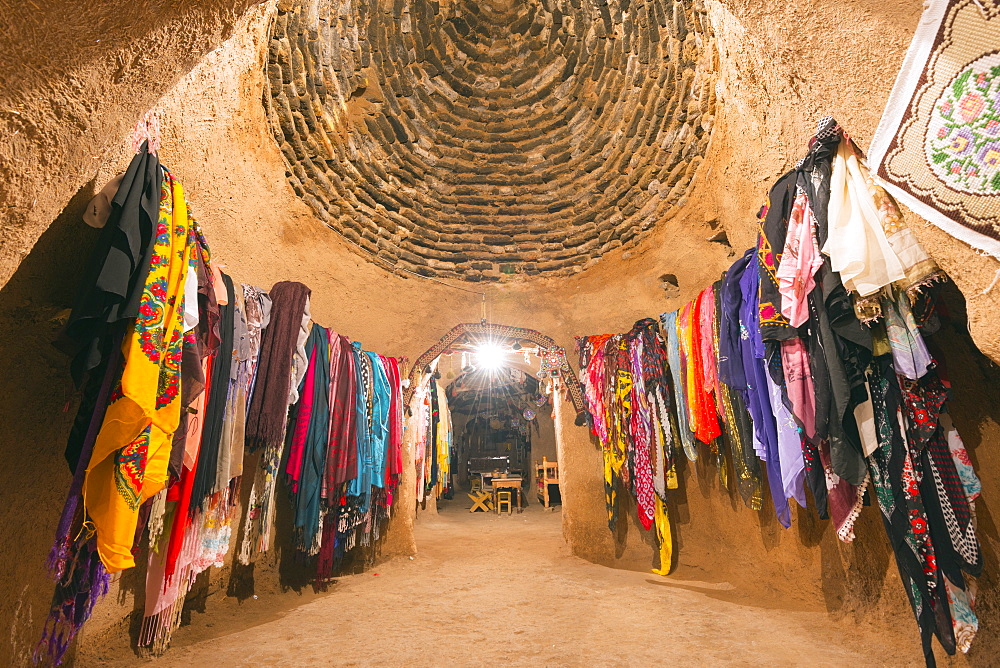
[475,343,506,371]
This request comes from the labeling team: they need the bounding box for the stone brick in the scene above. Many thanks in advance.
[267,0,716,280]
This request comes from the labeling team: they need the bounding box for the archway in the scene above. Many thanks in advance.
[404,321,584,519]
[403,321,586,418]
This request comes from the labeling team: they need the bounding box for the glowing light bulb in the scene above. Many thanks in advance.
[475,343,506,370]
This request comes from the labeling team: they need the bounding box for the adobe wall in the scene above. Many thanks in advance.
[0,1,997,666]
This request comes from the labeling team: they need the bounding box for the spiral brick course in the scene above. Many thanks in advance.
[267,0,717,280]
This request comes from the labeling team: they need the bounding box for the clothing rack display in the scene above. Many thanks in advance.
[36,145,405,664]
[410,370,453,503]
[576,119,984,667]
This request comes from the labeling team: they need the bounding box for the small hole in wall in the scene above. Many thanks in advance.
[660,273,679,299]
[708,229,731,247]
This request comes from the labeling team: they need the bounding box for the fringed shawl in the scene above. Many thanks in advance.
[82,170,192,573]
[324,333,358,495]
[245,281,311,450]
[290,325,331,553]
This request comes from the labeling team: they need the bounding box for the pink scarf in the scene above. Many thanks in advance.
[776,188,822,327]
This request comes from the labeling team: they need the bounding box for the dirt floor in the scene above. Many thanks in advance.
[75,497,928,668]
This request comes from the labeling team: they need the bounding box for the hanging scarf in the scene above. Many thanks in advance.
[382,355,404,488]
[348,343,374,508]
[324,334,358,496]
[693,287,724,460]
[717,258,765,510]
[633,318,678,496]
[884,288,933,380]
[738,251,791,527]
[579,334,612,445]
[82,169,192,573]
[757,169,799,341]
[867,356,955,665]
[36,333,123,665]
[59,146,161,391]
[291,325,331,554]
[434,378,451,496]
[244,281,311,451]
[823,138,906,297]
[190,272,235,513]
[776,187,823,327]
[167,238,212,478]
[660,311,696,461]
[625,322,656,531]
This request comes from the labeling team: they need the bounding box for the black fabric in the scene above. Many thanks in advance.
[58,147,161,386]
[798,128,839,250]
[63,322,127,471]
[757,169,798,342]
[190,273,235,513]
[867,356,954,667]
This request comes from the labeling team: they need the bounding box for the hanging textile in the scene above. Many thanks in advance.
[244,281,311,451]
[82,168,193,573]
[288,324,331,554]
[58,146,162,393]
[869,0,1000,259]
[577,318,680,572]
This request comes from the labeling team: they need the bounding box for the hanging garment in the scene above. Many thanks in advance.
[717,262,764,510]
[324,334,358,495]
[367,351,392,490]
[884,289,933,380]
[381,355,404,489]
[167,238,212,478]
[823,138,906,297]
[661,311,697,461]
[239,281,311,564]
[866,357,956,665]
[738,250,791,528]
[59,147,162,390]
[348,342,374,509]
[692,288,722,445]
[82,169,193,573]
[764,359,806,509]
[190,272,235,513]
[780,337,817,440]
[625,321,657,531]
[290,325,331,554]
[244,281,311,451]
[776,188,823,327]
[37,331,124,666]
[757,168,799,341]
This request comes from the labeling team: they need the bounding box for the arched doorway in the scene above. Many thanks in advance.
[403,322,585,514]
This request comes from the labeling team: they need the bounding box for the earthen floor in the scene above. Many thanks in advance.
[90,499,924,667]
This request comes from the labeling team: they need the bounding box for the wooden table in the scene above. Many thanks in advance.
[491,477,524,512]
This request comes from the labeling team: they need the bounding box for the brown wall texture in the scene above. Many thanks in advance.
[1,1,998,666]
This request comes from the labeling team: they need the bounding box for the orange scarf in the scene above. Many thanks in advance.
[83,171,192,572]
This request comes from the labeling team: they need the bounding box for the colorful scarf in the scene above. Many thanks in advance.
[290,325,331,554]
[82,169,192,573]
[324,333,359,496]
[661,311,696,460]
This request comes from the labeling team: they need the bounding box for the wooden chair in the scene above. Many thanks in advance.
[535,458,560,508]
[471,478,483,494]
[496,490,513,515]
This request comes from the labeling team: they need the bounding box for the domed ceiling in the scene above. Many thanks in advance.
[266,0,716,280]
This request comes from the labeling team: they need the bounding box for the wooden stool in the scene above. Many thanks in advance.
[496,490,513,515]
[468,491,492,513]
